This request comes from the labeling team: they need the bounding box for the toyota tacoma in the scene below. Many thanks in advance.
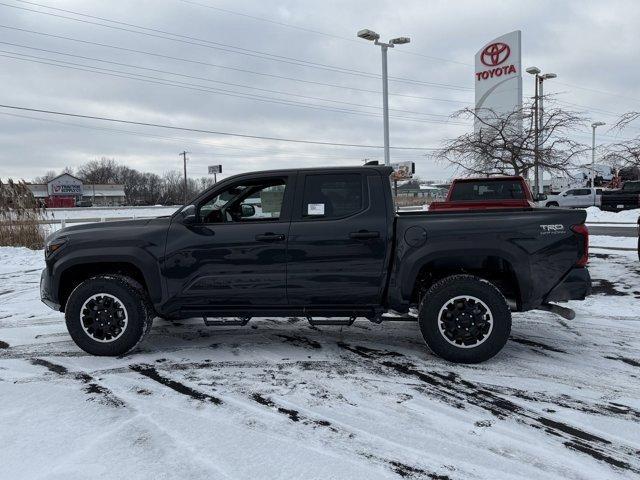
[41,165,591,363]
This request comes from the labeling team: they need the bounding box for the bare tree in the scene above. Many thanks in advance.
[33,170,58,184]
[434,99,588,177]
[76,157,119,184]
[604,111,640,176]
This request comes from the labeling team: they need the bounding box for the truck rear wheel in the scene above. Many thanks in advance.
[65,275,154,356]
[418,275,511,363]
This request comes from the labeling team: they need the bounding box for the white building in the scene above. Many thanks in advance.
[28,174,126,207]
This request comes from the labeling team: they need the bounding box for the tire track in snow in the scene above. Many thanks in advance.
[30,358,126,408]
[337,342,640,475]
[130,364,222,405]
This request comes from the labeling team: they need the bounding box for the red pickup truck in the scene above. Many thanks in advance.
[429,176,540,211]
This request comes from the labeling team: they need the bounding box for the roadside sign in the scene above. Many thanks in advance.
[391,161,415,181]
[208,165,222,174]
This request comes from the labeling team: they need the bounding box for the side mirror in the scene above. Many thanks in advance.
[180,204,197,225]
[240,204,256,218]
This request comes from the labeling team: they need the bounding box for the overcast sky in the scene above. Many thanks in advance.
[0,0,639,182]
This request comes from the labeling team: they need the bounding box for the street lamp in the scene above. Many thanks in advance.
[591,121,606,187]
[357,28,410,166]
[526,67,557,195]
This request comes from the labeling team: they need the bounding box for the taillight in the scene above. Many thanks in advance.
[571,224,589,267]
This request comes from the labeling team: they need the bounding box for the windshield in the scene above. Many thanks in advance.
[450,180,525,201]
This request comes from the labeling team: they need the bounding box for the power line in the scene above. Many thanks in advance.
[177,0,474,67]
[555,80,640,106]
[0,104,442,150]
[1,0,472,91]
[0,40,460,119]
[0,51,470,126]
[0,111,420,161]
[0,25,472,105]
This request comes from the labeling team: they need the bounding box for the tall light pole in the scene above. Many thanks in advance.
[536,72,556,194]
[357,29,410,166]
[526,67,556,195]
[525,67,541,193]
[591,122,606,187]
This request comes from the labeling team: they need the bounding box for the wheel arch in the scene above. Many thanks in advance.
[53,250,163,311]
[407,251,524,310]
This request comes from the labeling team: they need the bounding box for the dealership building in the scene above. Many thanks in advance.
[28,173,126,208]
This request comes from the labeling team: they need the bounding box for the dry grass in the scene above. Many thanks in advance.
[0,179,46,249]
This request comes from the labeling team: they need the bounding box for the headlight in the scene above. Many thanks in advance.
[45,238,67,258]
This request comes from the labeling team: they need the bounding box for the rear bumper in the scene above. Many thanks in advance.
[545,267,592,303]
[40,268,62,311]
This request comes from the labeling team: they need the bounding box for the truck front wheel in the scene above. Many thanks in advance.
[65,275,154,356]
[419,275,511,363]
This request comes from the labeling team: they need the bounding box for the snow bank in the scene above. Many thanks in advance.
[586,206,640,223]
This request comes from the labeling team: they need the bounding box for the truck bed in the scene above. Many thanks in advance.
[387,207,588,312]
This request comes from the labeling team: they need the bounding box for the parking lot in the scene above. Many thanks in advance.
[0,242,639,480]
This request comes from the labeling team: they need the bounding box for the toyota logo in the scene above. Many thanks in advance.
[480,42,510,67]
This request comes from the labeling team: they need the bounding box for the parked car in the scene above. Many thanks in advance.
[541,187,602,209]
[429,176,543,211]
[41,165,591,363]
[601,181,640,211]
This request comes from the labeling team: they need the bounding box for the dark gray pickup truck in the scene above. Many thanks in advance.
[601,180,640,211]
[41,165,591,363]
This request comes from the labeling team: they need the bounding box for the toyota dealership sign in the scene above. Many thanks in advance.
[474,30,522,132]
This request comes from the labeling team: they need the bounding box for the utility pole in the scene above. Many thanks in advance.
[180,151,188,205]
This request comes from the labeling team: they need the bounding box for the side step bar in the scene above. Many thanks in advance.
[203,316,251,327]
[307,316,356,326]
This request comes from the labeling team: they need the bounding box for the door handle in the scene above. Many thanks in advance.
[255,233,286,242]
[349,231,380,239]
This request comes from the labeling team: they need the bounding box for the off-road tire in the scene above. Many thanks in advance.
[418,274,511,363]
[65,275,154,356]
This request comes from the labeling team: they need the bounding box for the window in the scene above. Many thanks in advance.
[199,179,287,223]
[449,180,525,201]
[575,189,591,196]
[302,174,363,219]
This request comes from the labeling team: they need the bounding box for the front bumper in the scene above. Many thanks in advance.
[40,268,61,311]
[545,267,592,303]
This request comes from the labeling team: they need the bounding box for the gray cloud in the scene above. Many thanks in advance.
[0,0,638,182]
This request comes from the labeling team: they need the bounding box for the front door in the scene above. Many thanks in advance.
[286,171,389,306]
[162,173,294,311]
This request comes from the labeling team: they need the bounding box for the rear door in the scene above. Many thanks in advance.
[286,170,389,306]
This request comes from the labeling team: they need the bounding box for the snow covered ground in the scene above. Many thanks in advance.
[0,246,639,479]
[44,206,180,220]
[585,207,639,224]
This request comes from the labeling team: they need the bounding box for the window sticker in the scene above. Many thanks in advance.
[307,203,325,215]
